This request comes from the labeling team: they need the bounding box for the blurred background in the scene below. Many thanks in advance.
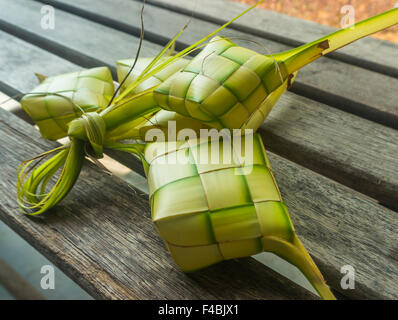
[236,0,398,43]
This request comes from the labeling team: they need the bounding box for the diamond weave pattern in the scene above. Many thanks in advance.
[154,36,287,131]
[146,134,294,271]
[21,67,114,140]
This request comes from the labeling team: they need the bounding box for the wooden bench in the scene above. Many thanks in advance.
[0,0,397,299]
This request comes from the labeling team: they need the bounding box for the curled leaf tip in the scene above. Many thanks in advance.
[17,139,85,216]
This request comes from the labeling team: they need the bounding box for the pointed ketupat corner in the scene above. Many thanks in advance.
[8,0,397,299]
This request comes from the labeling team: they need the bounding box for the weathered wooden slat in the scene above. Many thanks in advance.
[145,0,398,77]
[0,31,78,93]
[0,5,396,298]
[34,0,398,129]
[2,100,397,299]
[1,7,397,210]
[261,92,398,210]
[0,91,32,124]
[0,106,317,300]
[1,29,397,298]
[0,0,161,75]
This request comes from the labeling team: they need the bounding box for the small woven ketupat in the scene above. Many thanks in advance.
[21,67,114,140]
[154,36,294,131]
[144,134,334,299]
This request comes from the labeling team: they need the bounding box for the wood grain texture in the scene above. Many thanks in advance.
[0,30,148,176]
[1,104,397,299]
[261,92,398,209]
[0,91,32,124]
[0,107,317,300]
[0,0,161,74]
[0,20,397,209]
[92,142,398,300]
[0,0,397,300]
[35,0,398,129]
[0,31,78,94]
[145,0,398,77]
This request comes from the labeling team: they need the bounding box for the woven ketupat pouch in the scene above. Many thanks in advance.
[21,67,114,140]
[144,134,297,272]
[154,36,291,131]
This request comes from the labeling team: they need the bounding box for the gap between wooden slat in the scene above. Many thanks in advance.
[289,83,398,130]
[143,0,398,79]
[26,0,398,130]
[0,93,321,300]
[0,0,396,209]
[1,80,397,212]
[0,19,117,79]
[3,90,398,299]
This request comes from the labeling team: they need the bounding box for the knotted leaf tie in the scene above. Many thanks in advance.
[17,110,145,216]
[69,112,106,159]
